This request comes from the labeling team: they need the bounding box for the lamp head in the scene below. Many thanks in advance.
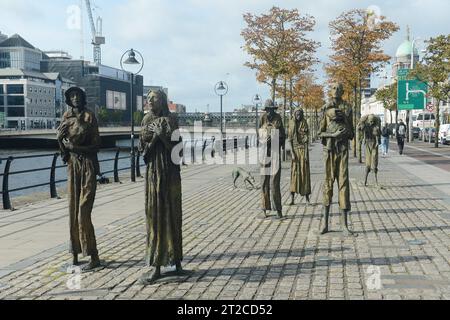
[124,49,140,65]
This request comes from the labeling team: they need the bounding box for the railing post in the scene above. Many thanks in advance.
[114,149,120,183]
[50,153,59,199]
[135,149,141,178]
[183,141,188,165]
[2,157,13,210]
[211,137,216,158]
[191,141,195,164]
[202,140,208,162]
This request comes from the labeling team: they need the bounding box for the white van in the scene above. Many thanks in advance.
[413,113,436,128]
[439,124,450,145]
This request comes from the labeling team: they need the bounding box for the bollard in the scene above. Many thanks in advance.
[114,149,120,183]
[2,157,13,210]
[50,153,59,199]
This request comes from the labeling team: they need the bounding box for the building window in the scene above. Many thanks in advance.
[0,86,4,94]
[7,96,25,106]
[106,90,127,110]
[8,107,25,117]
[7,84,24,94]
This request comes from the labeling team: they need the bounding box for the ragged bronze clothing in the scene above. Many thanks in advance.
[259,112,285,212]
[361,123,381,171]
[140,114,183,268]
[67,155,98,256]
[288,116,311,196]
[59,108,101,257]
[320,102,354,211]
[322,148,351,210]
[61,109,101,175]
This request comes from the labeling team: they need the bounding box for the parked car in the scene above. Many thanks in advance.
[412,127,421,139]
[439,124,450,145]
[419,127,436,142]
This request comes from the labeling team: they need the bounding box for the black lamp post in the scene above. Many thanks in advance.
[215,81,228,138]
[120,48,144,183]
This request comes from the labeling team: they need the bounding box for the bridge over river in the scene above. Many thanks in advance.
[0,126,257,149]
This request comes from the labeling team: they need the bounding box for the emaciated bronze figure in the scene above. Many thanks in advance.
[259,99,286,220]
[139,90,183,283]
[57,87,101,270]
[288,108,311,206]
[318,83,357,237]
[359,115,382,186]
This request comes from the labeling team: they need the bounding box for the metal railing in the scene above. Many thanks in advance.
[1,136,255,210]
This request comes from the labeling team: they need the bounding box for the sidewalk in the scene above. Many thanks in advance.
[0,143,449,300]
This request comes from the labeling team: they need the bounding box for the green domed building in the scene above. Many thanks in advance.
[392,26,420,77]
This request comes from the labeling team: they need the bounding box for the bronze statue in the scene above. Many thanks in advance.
[139,90,183,283]
[232,167,258,190]
[359,115,381,186]
[288,108,311,206]
[318,83,356,237]
[259,99,286,219]
[57,87,101,270]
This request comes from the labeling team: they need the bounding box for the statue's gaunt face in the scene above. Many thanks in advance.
[148,92,163,115]
[70,91,83,109]
[330,83,344,100]
[295,110,304,122]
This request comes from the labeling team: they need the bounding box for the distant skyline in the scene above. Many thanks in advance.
[1,0,449,112]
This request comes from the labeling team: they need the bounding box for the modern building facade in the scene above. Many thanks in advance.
[41,59,144,124]
[0,34,76,129]
[0,32,145,128]
[0,34,45,71]
[0,68,74,129]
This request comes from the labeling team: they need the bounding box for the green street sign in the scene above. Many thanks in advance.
[397,69,428,111]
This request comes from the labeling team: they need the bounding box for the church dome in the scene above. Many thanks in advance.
[396,39,419,58]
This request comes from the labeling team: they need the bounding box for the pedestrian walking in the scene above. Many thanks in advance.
[396,120,407,155]
[381,123,391,156]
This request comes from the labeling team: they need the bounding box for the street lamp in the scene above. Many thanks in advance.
[215,81,228,137]
[408,37,421,143]
[253,94,261,144]
[120,48,144,183]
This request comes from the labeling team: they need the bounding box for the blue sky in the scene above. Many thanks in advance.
[1,0,449,112]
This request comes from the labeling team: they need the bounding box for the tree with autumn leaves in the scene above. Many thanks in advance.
[411,35,450,148]
[241,7,319,106]
[291,73,325,141]
[325,8,399,159]
[375,82,398,125]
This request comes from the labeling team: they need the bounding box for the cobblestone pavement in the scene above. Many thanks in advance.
[0,143,450,300]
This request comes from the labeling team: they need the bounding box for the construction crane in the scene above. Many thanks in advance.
[85,0,105,65]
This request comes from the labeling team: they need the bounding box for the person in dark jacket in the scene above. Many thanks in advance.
[381,123,392,156]
[396,120,407,155]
